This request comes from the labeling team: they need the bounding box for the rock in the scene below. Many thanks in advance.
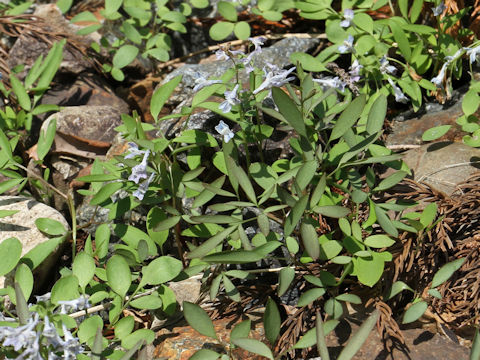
[38,72,130,117]
[168,277,202,306]
[401,142,480,196]
[153,315,266,360]
[7,4,96,79]
[160,36,321,107]
[0,196,69,289]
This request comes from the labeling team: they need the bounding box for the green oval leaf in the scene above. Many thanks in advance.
[142,256,183,285]
[363,235,395,248]
[209,21,234,41]
[0,237,22,276]
[78,315,103,344]
[264,298,281,345]
[422,125,452,142]
[330,95,366,141]
[130,294,163,310]
[106,255,131,298]
[366,94,387,135]
[113,45,139,69]
[35,218,66,236]
[114,316,134,340]
[218,1,238,21]
[183,301,217,339]
[121,329,155,349]
[278,267,295,297]
[15,263,33,302]
[51,275,80,304]
[234,21,250,39]
[297,288,326,307]
[402,300,428,324]
[301,222,320,260]
[231,338,274,360]
[431,258,465,288]
[72,252,96,290]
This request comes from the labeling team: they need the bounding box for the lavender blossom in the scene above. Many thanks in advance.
[431,62,449,87]
[379,56,396,74]
[57,295,90,314]
[338,35,354,54]
[313,77,347,92]
[219,84,241,113]
[128,149,150,184]
[249,37,265,52]
[42,316,63,348]
[387,78,409,103]
[59,324,84,360]
[349,59,363,82]
[215,120,235,143]
[192,76,223,92]
[252,66,296,94]
[432,2,446,16]
[133,172,155,201]
[0,313,40,352]
[124,142,147,159]
[215,49,229,60]
[467,46,480,64]
[340,9,354,28]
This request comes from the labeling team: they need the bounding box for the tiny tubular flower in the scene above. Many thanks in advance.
[467,46,480,64]
[215,120,235,143]
[387,78,409,103]
[133,172,155,201]
[192,76,223,92]
[215,49,229,60]
[349,59,363,82]
[252,66,296,94]
[58,295,90,314]
[0,313,40,352]
[249,36,265,52]
[128,149,150,184]
[338,35,354,54]
[219,84,241,113]
[432,1,446,16]
[340,9,354,28]
[431,62,449,87]
[379,56,396,74]
[313,77,347,91]
[60,324,84,360]
[124,142,147,159]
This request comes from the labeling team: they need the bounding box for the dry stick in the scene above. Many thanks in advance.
[155,33,328,71]
[386,144,421,150]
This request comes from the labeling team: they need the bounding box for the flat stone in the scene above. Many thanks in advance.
[401,142,480,195]
[0,196,69,288]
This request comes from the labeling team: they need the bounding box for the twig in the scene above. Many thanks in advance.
[386,144,421,150]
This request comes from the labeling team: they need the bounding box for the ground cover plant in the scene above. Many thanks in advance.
[0,0,480,359]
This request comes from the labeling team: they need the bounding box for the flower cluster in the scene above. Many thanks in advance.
[126,142,156,201]
[431,47,470,87]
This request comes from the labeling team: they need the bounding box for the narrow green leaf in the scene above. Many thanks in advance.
[264,298,281,345]
[336,293,361,304]
[385,281,414,300]
[297,288,326,307]
[390,21,411,61]
[315,311,330,360]
[301,222,320,260]
[278,267,295,297]
[151,75,182,121]
[230,159,257,204]
[374,204,398,237]
[183,301,217,339]
[337,310,379,360]
[223,274,241,302]
[37,118,56,161]
[470,328,480,360]
[257,213,270,236]
[284,195,308,236]
[187,226,236,259]
[272,87,306,137]
[14,282,29,325]
[374,171,407,192]
[152,215,181,232]
[190,215,241,224]
[312,205,350,218]
[366,94,387,135]
[431,258,465,288]
[0,128,13,160]
[231,338,274,360]
[402,300,428,324]
[190,349,220,360]
[89,181,124,205]
[10,75,30,111]
[330,95,366,141]
[295,160,317,192]
[422,125,451,142]
[310,173,326,207]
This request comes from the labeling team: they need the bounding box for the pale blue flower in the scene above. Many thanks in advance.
[59,324,84,360]
[215,120,235,143]
[192,76,223,92]
[340,9,354,28]
[249,37,265,52]
[219,84,241,113]
[133,172,155,201]
[124,142,147,159]
[58,295,90,314]
[338,35,354,54]
[379,56,396,74]
[467,46,480,64]
[252,66,296,94]
[431,62,448,87]
[387,78,409,103]
[215,49,229,60]
[0,313,41,357]
[432,1,446,16]
[128,149,150,184]
[313,76,346,91]
[349,59,363,82]
[43,316,63,348]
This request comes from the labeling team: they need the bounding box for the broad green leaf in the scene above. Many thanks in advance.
[337,310,379,360]
[130,294,163,310]
[51,275,79,303]
[297,288,326,307]
[462,90,480,116]
[142,256,183,285]
[151,75,182,122]
[183,301,217,339]
[114,316,134,340]
[72,252,95,290]
[422,125,452,142]
[121,329,155,349]
[94,223,110,260]
[420,202,437,228]
[35,218,66,236]
[113,45,139,69]
[0,237,22,276]
[15,264,33,302]
[264,298,281,345]
[290,52,327,72]
[272,87,306,137]
[295,160,317,192]
[366,94,387,135]
[190,349,220,360]
[301,222,320,260]
[278,267,295,297]
[231,319,251,340]
[21,237,63,270]
[218,1,237,21]
[431,258,465,288]
[374,171,407,192]
[353,251,385,287]
[234,21,250,39]
[104,0,122,15]
[78,315,103,344]
[284,195,308,236]
[330,95,366,141]
[209,21,234,41]
[223,274,240,302]
[0,129,13,160]
[293,320,339,349]
[385,281,414,300]
[336,293,361,304]
[231,338,274,360]
[106,255,131,298]
[402,300,428,324]
[363,235,395,248]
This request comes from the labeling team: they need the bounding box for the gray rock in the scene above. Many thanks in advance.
[402,142,480,196]
[0,196,69,288]
[160,36,320,107]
